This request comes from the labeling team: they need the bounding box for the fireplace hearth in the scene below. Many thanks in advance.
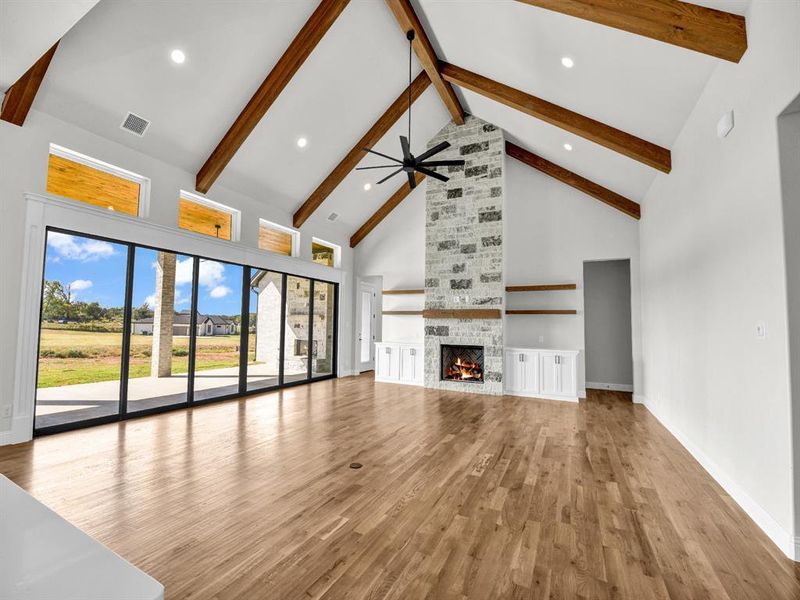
[441,344,484,383]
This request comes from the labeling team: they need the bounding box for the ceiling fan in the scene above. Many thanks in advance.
[357,30,465,190]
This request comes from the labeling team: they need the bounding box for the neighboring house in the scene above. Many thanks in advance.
[132,311,237,336]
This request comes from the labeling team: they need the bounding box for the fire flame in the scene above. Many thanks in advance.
[446,356,483,381]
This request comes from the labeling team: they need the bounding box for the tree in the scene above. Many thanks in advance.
[42,280,73,321]
[133,302,153,321]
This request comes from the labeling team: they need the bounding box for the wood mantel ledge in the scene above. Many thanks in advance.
[422,309,502,319]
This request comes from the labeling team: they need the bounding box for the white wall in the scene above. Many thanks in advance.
[638,0,800,558]
[584,259,633,388]
[0,109,356,438]
[355,151,642,394]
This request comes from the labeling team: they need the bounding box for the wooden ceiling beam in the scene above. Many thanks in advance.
[350,172,425,247]
[293,71,430,228]
[195,0,350,194]
[515,0,747,63]
[384,0,465,125]
[440,62,671,173]
[506,141,641,219]
[1,42,59,127]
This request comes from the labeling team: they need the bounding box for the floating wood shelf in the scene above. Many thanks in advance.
[382,310,423,316]
[506,309,577,315]
[422,309,502,320]
[506,284,576,292]
[382,289,424,295]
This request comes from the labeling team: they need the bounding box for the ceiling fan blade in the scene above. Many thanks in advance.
[415,141,451,163]
[418,159,465,167]
[377,168,403,185]
[362,148,403,164]
[407,171,417,189]
[400,136,411,160]
[416,166,449,183]
[356,164,400,170]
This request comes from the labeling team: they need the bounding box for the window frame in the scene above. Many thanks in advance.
[259,218,300,258]
[178,189,242,242]
[31,225,339,437]
[311,236,341,269]
[48,143,151,218]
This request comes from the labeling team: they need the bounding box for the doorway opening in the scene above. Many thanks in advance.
[583,259,633,394]
[357,280,377,373]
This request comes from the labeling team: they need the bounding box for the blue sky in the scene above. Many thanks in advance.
[45,232,242,316]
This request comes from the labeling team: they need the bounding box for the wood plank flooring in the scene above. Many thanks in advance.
[1,373,798,599]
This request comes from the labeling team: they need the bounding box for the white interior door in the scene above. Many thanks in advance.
[358,282,376,372]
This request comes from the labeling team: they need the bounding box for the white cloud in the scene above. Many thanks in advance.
[209,285,231,298]
[175,258,226,292]
[70,279,93,292]
[143,294,157,307]
[47,232,116,262]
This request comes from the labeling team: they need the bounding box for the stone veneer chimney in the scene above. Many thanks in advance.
[424,115,505,395]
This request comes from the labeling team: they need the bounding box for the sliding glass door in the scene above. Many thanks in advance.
[35,231,130,430]
[312,281,336,378]
[193,259,243,402]
[34,228,338,435]
[283,276,311,384]
[126,248,193,413]
[247,270,283,391]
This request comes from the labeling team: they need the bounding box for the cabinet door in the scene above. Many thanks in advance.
[521,351,539,394]
[540,352,560,395]
[557,353,576,396]
[400,346,423,383]
[504,350,521,392]
[376,345,399,380]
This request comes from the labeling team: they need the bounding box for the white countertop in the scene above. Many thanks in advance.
[0,475,164,600]
[505,347,580,354]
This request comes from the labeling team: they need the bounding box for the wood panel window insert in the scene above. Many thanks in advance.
[46,146,147,216]
[259,220,296,257]
[178,194,236,241]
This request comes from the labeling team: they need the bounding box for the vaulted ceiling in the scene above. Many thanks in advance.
[5,0,750,240]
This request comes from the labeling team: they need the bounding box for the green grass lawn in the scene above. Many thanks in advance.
[37,328,249,388]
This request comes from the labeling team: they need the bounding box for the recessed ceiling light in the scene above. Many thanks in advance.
[561,56,574,69]
[563,143,573,151]
[363,183,372,191]
[170,49,186,64]
[296,137,308,148]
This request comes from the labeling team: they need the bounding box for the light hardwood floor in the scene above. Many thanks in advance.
[1,374,798,599]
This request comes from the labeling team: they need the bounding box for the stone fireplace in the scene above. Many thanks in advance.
[423,115,505,395]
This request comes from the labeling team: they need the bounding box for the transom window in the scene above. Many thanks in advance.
[46,144,150,217]
[311,237,340,268]
[259,219,298,257]
[178,191,240,241]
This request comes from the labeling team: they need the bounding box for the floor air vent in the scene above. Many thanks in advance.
[120,112,151,137]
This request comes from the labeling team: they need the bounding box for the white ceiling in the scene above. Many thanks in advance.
[0,0,99,90]
[30,0,750,232]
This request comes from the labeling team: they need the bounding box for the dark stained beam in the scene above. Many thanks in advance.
[506,141,641,219]
[293,71,430,228]
[515,0,747,63]
[384,0,465,125]
[1,42,59,127]
[441,62,671,173]
[350,172,425,247]
[196,0,351,193]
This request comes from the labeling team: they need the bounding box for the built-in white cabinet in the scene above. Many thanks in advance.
[375,342,424,386]
[504,347,579,402]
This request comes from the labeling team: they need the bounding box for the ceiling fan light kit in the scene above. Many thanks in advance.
[357,30,465,190]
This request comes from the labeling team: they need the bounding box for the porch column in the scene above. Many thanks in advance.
[151,252,176,377]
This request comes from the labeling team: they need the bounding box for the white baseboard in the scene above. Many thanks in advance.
[0,417,33,447]
[632,394,646,404]
[578,389,587,399]
[505,390,579,403]
[641,397,798,561]
[586,382,634,392]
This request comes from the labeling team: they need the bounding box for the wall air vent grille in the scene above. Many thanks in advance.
[120,112,151,137]
[327,212,339,222]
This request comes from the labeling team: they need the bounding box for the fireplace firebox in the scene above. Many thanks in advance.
[440,344,484,383]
